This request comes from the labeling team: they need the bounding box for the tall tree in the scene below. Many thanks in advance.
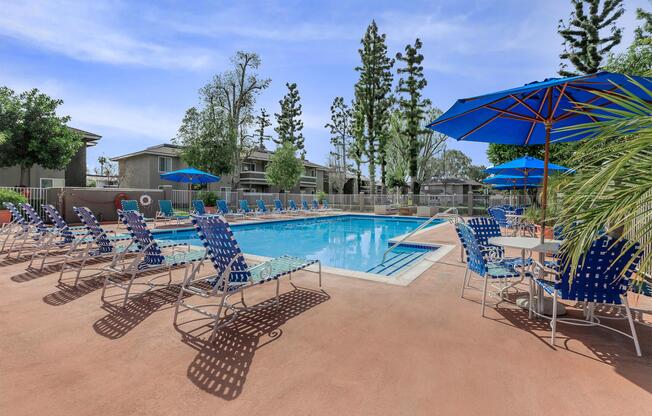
[325,97,353,192]
[396,38,431,194]
[635,2,652,40]
[274,82,305,157]
[558,0,624,76]
[353,20,394,195]
[0,87,83,185]
[349,103,366,193]
[265,142,304,191]
[196,51,270,188]
[254,108,272,149]
[173,106,235,176]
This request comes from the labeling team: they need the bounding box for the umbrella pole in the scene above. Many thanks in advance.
[540,123,551,244]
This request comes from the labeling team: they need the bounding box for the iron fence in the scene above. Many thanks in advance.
[0,186,49,219]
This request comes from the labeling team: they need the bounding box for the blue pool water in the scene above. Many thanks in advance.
[154,215,441,274]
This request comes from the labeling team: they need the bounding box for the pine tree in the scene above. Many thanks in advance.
[274,82,305,157]
[325,97,353,181]
[558,0,624,76]
[353,20,394,195]
[635,3,652,41]
[254,108,272,149]
[396,38,431,194]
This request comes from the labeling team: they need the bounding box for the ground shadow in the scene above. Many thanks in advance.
[43,277,105,306]
[10,264,64,283]
[180,287,330,400]
[494,302,652,393]
[93,285,184,339]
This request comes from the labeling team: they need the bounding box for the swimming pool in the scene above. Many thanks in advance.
[154,215,443,275]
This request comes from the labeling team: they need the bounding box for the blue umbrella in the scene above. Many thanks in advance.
[160,167,220,184]
[428,71,651,237]
[485,156,570,176]
[483,175,543,186]
[492,184,540,190]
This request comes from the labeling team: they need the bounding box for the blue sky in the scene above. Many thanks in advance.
[0,0,647,171]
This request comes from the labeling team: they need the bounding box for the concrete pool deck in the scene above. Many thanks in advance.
[0,219,650,415]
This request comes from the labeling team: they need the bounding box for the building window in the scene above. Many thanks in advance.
[40,178,65,188]
[158,156,172,172]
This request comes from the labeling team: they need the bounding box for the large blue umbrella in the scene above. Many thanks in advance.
[483,175,543,186]
[428,71,652,238]
[160,167,220,184]
[485,156,570,176]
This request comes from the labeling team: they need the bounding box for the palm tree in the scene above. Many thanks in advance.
[556,76,652,279]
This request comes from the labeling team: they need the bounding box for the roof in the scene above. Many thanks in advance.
[69,127,101,146]
[423,178,483,186]
[112,143,328,170]
[110,144,182,161]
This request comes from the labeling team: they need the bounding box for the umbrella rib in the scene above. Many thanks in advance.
[554,87,600,123]
[508,94,545,120]
[484,107,539,122]
[458,89,542,140]
[523,88,551,145]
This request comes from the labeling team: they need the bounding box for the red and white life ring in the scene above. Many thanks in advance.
[139,194,152,207]
[114,193,129,210]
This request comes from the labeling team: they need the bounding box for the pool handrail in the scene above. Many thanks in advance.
[381,207,463,264]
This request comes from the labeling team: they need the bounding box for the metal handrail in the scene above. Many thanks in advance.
[381,207,462,264]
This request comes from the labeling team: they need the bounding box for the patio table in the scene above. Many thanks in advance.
[488,236,565,316]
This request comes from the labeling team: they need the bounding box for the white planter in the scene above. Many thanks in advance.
[417,206,437,217]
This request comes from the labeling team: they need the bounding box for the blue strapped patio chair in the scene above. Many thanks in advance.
[217,199,244,220]
[456,223,524,317]
[156,199,189,226]
[59,206,136,287]
[255,199,280,217]
[530,236,642,356]
[191,200,206,215]
[238,200,258,216]
[4,203,51,259]
[173,214,321,340]
[0,202,29,254]
[302,200,319,215]
[28,204,90,271]
[321,200,340,212]
[467,217,532,269]
[287,199,304,214]
[103,210,206,307]
[119,199,153,225]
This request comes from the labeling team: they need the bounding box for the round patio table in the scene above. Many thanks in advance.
[487,236,565,316]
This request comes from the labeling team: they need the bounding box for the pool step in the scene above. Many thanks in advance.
[366,249,428,276]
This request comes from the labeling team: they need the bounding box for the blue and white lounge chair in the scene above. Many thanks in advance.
[238,200,259,217]
[4,203,51,259]
[530,235,642,356]
[287,199,303,214]
[255,199,279,217]
[302,200,319,215]
[191,200,206,215]
[119,199,153,224]
[103,210,206,307]
[274,199,297,215]
[59,206,136,287]
[0,202,29,254]
[456,223,523,317]
[156,199,189,226]
[173,214,321,339]
[217,199,244,220]
[321,200,340,212]
[28,204,89,271]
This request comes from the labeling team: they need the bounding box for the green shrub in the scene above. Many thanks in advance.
[0,189,27,207]
[316,190,327,202]
[196,191,218,207]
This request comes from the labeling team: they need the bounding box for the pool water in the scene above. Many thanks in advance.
[154,215,441,274]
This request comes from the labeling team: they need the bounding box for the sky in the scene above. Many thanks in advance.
[0,0,648,172]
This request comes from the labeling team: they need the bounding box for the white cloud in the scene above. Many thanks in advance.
[0,0,216,70]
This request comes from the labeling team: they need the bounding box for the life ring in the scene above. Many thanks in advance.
[114,193,130,210]
[139,194,152,207]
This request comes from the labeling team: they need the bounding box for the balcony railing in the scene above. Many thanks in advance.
[239,171,317,187]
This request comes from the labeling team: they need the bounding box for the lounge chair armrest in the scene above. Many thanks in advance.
[211,252,246,295]
[479,244,502,262]
[529,260,560,282]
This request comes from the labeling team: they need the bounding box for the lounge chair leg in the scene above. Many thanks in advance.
[481,276,489,317]
[173,286,185,326]
[528,277,533,320]
[550,293,558,347]
[122,270,137,307]
[100,273,110,303]
[623,296,642,357]
[275,278,280,309]
[460,267,469,298]
[210,290,229,342]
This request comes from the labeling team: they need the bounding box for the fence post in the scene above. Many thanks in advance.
[467,191,474,216]
[359,192,364,212]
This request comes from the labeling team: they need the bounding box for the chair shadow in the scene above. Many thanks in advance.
[93,285,184,339]
[493,303,652,393]
[10,264,63,283]
[179,286,330,400]
[43,277,105,306]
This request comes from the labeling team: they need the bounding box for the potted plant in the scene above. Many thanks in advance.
[197,191,218,214]
[523,206,557,239]
[0,189,27,224]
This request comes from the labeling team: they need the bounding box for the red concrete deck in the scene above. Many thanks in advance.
[0,221,650,415]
